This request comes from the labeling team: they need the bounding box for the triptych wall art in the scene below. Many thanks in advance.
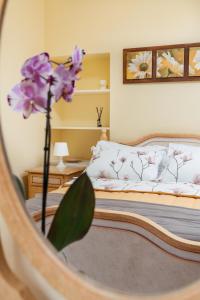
[123,43,200,83]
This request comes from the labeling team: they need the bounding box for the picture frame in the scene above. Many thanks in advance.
[189,46,200,77]
[123,43,200,83]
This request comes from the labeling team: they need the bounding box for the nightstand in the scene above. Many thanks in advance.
[27,166,85,198]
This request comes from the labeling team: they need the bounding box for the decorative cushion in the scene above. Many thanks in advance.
[162,143,200,183]
[93,140,134,152]
[87,145,167,182]
[93,140,166,152]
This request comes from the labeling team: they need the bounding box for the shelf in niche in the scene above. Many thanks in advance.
[74,89,110,95]
[52,126,110,130]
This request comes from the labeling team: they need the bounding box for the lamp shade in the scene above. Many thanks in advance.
[53,142,69,157]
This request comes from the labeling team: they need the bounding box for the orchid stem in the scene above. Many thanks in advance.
[50,58,72,66]
[41,90,52,234]
[50,60,61,66]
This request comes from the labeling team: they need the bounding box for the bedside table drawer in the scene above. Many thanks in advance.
[27,166,85,198]
[31,175,63,186]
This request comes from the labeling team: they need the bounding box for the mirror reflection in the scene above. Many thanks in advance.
[1,0,200,297]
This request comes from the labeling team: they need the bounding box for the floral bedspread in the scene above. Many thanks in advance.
[89,177,200,198]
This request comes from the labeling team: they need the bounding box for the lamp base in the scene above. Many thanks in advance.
[56,157,66,170]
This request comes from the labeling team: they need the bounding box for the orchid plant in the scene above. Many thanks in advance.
[8,47,95,251]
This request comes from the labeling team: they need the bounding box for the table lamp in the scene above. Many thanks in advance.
[53,142,69,170]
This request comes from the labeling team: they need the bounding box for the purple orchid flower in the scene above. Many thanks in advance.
[71,46,84,75]
[51,47,85,102]
[8,47,85,118]
[21,52,52,86]
[51,64,75,102]
[72,46,84,65]
[8,79,50,119]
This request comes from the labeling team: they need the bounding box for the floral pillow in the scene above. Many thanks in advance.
[87,146,167,182]
[162,143,200,184]
[93,140,166,153]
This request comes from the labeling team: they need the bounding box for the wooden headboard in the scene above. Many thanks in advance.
[124,133,200,147]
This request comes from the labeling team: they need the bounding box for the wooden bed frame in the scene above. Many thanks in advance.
[32,206,200,257]
[125,133,200,147]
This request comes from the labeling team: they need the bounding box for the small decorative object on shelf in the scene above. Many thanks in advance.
[100,128,109,141]
[53,142,69,170]
[7,47,95,252]
[96,106,103,127]
[99,79,107,89]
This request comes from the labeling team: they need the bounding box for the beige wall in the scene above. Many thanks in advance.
[0,0,45,177]
[45,0,200,142]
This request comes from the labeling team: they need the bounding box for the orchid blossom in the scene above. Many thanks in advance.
[51,64,75,102]
[71,46,85,74]
[51,47,84,102]
[8,80,49,119]
[8,46,85,118]
[21,52,52,85]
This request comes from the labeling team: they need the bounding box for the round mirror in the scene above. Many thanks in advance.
[1,1,200,299]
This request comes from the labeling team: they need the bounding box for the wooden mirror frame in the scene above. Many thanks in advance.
[1,1,200,299]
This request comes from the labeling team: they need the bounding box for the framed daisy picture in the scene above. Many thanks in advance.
[189,47,200,77]
[156,48,184,78]
[125,50,153,81]
[123,43,200,83]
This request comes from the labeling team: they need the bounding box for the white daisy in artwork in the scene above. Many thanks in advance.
[189,65,195,76]
[193,50,200,70]
[128,51,152,79]
[156,56,163,77]
[162,51,184,76]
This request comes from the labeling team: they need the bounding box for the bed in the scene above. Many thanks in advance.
[27,133,200,241]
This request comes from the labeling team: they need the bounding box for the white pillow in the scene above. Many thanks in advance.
[162,143,200,183]
[87,146,166,182]
[93,140,166,153]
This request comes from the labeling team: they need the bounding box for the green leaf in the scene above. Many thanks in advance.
[47,172,95,251]
[13,174,26,200]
